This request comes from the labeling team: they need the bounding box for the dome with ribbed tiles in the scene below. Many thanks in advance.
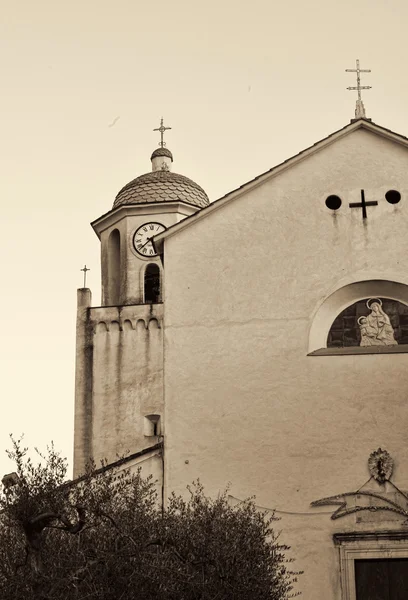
[113,148,209,209]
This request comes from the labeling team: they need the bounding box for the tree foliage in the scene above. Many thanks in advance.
[0,437,299,599]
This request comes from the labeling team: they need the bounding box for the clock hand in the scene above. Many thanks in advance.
[139,236,153,250]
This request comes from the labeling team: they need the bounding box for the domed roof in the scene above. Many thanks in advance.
[150,147,173,161]
[113,170,209,209]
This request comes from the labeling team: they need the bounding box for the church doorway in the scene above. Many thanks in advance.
[334,532,408,600]
[355,558,408,599]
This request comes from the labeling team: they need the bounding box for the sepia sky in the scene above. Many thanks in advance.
[1,0,407,478]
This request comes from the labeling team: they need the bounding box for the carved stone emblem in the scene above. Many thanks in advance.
[358,298,397,347]
[368,448,393,484]
[310,449,406,520]
[160,162,169,171]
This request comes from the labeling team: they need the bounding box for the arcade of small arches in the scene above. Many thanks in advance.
[308,280,408,354]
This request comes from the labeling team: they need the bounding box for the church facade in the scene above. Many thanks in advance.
[74,117,408,599]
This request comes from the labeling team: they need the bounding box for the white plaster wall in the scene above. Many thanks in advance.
[90,305,164,467]
[162,129,408,598]
[113,450,163,500]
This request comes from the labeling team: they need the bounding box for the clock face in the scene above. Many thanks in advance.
[133,222,166,257]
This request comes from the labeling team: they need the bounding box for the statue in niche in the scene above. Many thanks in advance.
[358,298,398,346]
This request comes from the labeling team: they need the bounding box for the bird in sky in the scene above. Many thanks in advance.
[108,116,120,128]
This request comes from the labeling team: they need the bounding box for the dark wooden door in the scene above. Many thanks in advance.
[355,558,408,600]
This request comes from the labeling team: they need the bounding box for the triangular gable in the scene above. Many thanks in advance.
[154,118,408,249]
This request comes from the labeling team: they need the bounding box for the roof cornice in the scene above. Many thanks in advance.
[91,201,200,239]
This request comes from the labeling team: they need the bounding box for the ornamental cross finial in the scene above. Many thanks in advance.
[81,265,90,288]
[346,59,371,119]
[153,117,172,148]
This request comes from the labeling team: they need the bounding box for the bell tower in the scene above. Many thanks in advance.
[73,122,209,477]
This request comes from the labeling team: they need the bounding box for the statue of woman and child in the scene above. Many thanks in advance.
[358,299,398,347]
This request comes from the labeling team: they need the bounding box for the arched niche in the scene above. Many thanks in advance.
[108,229,121,305]
[144,263,161,304]
[308,280,408,354]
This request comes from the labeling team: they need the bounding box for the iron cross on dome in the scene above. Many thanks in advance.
[153,117,171,147]
[349,189,378,219]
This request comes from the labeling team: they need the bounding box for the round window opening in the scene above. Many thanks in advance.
[325,195,342,210]
[385,189,401,204]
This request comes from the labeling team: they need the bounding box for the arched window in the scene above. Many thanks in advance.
[308,280,408,354]
[144,264,161,304]
[327,298,408,348]
[108,229,121,305]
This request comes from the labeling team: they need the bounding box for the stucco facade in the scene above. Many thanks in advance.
[159,123,408,598]
[74,290,164,475]
[74,119,408,598]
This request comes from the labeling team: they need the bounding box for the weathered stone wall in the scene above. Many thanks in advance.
[162,128,408,598]
[75,199,199,478]
[74,303,163,477]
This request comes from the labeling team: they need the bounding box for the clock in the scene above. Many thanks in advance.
[133,222,166,257]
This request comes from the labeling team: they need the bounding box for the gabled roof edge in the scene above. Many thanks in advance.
[154,118,408,249]
[70,442,163,485]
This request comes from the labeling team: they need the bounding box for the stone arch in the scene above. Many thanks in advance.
[123,319,134,331]
[136,318,147,331]
[110,321,121,333]
[148,318,160,330]
[308,280,408,352]
[108,229,121,305]
[95,321,108,334]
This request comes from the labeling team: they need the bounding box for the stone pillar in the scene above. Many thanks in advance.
[73,288,93,478]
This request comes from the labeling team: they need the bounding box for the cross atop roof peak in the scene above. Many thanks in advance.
[346,59,372,120]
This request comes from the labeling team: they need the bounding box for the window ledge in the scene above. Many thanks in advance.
[308,345,408,356]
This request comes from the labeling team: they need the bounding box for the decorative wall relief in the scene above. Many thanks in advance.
[327,297,408,348]
[368,448,394,483]
[358,299,397,347]
[311,449,408,521]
